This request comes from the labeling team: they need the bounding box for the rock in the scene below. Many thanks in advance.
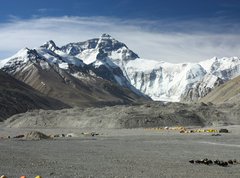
[220,162,228,167]
[214,160,220,165]
[82,132,99,137]
[66,133,77,137]
[189,160,195,164]
[207,102,213,106]
[180,130,185,133]
[25,131,50,140]
[200,102,208,106]
[91,132,99,137]
[203,158,212,165]
[214,160,228,167]
[208,160,213,164]
[219,129,229,133]
[233,159,238,164]
[13,134,24,138]
[53,134,65,138]
[192,158,236,167]
[195,160,201,164]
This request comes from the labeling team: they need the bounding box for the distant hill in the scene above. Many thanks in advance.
[200,75,240,104]
[0,70,69,120]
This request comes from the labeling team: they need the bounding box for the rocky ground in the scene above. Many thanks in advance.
[0,101,239,178]
[0,126,239,178]
[3,102,240,129]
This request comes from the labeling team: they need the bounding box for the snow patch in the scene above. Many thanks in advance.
[59,62,69,70]
[40,61,50,70]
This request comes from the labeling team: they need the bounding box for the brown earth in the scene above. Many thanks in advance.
[200,75,240,104]
[0,70,69,121]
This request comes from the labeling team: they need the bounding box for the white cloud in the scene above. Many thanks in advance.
[0,16,239,63]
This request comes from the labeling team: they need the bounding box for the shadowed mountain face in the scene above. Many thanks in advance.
[200,75,240,104]
[0,70,69,121]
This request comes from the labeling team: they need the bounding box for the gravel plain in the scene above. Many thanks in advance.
[0,126,239,178]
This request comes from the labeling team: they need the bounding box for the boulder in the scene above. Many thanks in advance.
[219,129,229,133]
[25,131,50,140]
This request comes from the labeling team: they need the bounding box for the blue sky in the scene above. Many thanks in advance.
[1,0,240,21]
[0,0,240,62]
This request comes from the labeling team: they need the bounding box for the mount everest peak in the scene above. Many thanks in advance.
[61,34,139,65]
[41,40,59,51]
[1,34,240,103]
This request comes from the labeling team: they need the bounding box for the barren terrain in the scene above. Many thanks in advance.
[0,126,239,178]
[0,101,239,177]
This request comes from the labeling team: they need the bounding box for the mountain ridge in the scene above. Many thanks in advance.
[59,34,240,102]
[0,42,150,107]
[1,34,239,103]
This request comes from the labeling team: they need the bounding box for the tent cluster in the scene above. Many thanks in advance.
[144,126,186,131]
[180,128,229,134]
[179,128,218,133]
[144,127,229,134]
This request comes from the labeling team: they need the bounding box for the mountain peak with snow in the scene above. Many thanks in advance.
[60,35,139,66]
[41,40,59,51]
[100,33,113,39]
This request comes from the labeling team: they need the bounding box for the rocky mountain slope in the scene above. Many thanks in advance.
[200,75,240,104]
[0,70,68,121]
[0,46,149,107]
[1,34,239,103]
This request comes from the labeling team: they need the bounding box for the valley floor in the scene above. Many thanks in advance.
[0,126,239,178]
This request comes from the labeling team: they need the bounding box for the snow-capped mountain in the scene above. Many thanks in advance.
[1,34,240,102]
[0,40,150,107]
[124,57,240,101]
[61,33,138,77]
[42,39,143,95]
[60,34,240,102]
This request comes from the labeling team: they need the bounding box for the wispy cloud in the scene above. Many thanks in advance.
[0,16,239,62]
[37,8,60,14]
[37,8,49,13]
